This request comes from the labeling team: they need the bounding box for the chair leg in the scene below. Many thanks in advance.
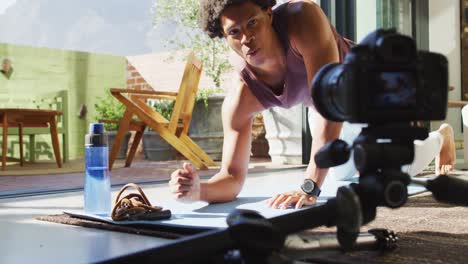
[2,114,7,170]
[62,133,68,163]
[109,109,133,170]
[125,128,145,168]
[155,128,208,170]
[49,116,62,168]
[19,124,24,167]
[180,133,217,167]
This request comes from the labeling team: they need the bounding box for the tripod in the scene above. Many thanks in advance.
[105,125,468,264]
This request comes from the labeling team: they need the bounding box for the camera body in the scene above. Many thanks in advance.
[312,28,448,123]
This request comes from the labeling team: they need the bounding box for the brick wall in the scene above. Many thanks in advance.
[126,62,151,90]
[126,51,216,92]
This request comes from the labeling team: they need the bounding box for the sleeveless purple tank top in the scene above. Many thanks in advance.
[230,3,353,109]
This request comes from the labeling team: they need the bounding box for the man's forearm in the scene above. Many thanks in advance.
[305,139,331,187]
[200,172,244,203]
[306,119,343,187]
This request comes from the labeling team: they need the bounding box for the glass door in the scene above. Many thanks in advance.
[356,0,413,41]
[462,0,468,100]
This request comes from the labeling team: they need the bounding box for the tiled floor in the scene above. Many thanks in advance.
[0,157,305,196]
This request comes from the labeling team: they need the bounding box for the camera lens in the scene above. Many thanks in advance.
[312,63,351,122]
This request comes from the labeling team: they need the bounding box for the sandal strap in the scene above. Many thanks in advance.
[114,183,152,206]
[111,183,167,221]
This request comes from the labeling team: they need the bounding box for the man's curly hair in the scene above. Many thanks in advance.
[199,0,277,39]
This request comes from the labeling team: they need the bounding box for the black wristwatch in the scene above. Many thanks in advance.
[301,179,321,197]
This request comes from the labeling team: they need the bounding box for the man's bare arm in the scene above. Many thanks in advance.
[267,1,343,209]
[305,111,342,186]
[199,80,265,202]
[289,1,343,187]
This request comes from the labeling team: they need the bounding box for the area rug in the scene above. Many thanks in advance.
[295,231,468,264]
[36,213,193,239]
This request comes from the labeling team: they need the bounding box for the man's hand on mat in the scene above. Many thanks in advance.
[266,191,317,209]
[169,162,201,203]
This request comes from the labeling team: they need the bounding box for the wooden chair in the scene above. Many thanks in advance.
[109,51,217,170]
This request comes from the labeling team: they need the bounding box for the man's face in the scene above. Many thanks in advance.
[220,2,274,67]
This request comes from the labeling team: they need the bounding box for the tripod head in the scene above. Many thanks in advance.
[316,123,427,210]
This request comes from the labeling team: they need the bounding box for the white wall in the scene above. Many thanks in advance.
[428,0,462,137]
[356,0,377,42]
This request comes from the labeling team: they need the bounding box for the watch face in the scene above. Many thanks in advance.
[303,180,315,193]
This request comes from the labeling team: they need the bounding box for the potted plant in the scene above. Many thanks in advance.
[94,92,132,159]
[189,87,224,161]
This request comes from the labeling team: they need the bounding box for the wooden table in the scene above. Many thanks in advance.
[0,108,62,170]
[448,100,468,107]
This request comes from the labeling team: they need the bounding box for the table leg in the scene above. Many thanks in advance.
[19,123,24,167]
[49,115,62,168]
[2,114,7,170]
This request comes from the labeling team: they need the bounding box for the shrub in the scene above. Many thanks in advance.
[94,91,126,131]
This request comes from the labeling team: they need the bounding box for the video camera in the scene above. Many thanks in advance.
[312,28,448,124]
[310,29,452,249]
[311,28,451,220]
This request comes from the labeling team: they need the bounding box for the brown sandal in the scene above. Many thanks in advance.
[111,183,171,221]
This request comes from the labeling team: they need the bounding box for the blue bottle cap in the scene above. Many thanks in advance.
[86,123,108,146]
[89,123,105,134]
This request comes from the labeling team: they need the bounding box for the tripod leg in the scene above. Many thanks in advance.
[283,229,398,260]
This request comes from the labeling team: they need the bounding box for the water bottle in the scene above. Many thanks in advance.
[84,123,111,216]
